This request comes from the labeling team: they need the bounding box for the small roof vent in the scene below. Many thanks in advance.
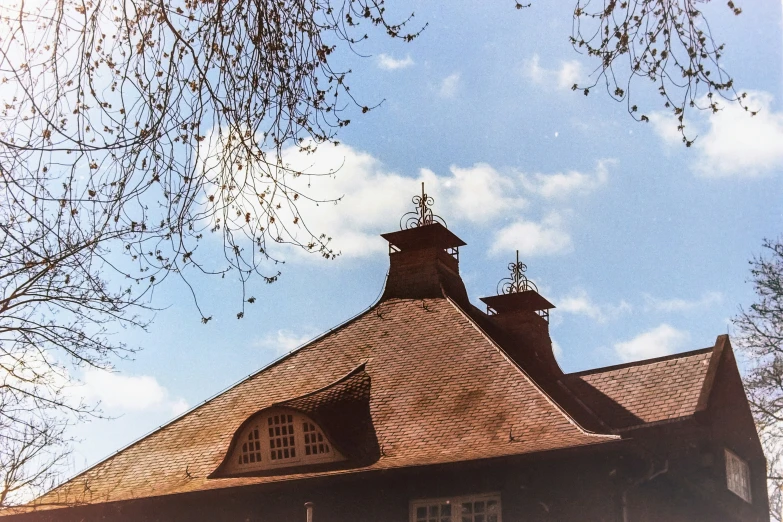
[480,251,555,321]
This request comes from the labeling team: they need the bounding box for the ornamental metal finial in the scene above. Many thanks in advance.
[400,182,446,230]
[497,250,538,295]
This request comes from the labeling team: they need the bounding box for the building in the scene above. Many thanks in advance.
[3,190,769,521]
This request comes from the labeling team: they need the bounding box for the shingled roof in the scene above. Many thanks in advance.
[562,347,716,431]
[30,296,615,508]
[16,220,731,513]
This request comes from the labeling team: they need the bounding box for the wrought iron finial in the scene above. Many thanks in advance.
[400,182,446,230]
[497,250,538,295]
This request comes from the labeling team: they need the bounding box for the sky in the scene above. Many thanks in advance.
[63,0,783,478]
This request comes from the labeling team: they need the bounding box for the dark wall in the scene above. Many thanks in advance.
[4,445,761,522]
[703,342,770,521]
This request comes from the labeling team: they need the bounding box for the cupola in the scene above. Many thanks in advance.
[380,184,469,304]
[479,252,561,379]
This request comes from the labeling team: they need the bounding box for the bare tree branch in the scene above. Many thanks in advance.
[734,238,783,521]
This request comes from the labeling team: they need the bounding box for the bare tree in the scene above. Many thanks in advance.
[734,238,783,521]
[0,387,70,507]
[0,0,748,507]
[569,0,750,145]
[0,0,424,506]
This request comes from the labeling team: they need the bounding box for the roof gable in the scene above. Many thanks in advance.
[36,297,614,508]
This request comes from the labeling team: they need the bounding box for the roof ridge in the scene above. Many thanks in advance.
[443,294,618,442]
[569,346,715,376]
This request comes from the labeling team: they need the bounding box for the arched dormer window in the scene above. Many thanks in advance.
[210,364,378,479]
[228,408,344,472]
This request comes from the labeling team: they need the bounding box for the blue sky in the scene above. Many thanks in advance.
[65,1,783,477]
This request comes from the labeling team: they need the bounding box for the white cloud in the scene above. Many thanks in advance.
[523,54,585,91]
[490,213,573,257]
[648,111,682,146]
[204,137,608,261]
[438,73,461,98]
[651,90,783,177]
[614,324,690,362]
[80,368,188,415]
[644,291,723,313]
[520,159,614,199]
[435,163,527,222]
[557,289,632,323]
[695,91,783,177]
[376,54,414,70]
[272,145,533,259]
[254,329,316,355]
[552,338,563,359]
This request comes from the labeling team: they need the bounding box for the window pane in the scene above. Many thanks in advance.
[412,496,500,522]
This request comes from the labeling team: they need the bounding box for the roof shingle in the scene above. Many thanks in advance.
[563,348,714,430]
[34,297,614,508]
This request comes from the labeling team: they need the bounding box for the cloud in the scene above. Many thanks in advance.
[523,54,585,91]
[376,54,414,70]
[648,112,682,146]
[80,368,188,415]
[274,145,533,259]
[557,289,632,323]
[204,137,608,260]
[644,291,723,313]
[551,339,563,359]
[438,73,461,98]
[520,159,614,199]
[695,91,783,177]
[432,163,527,223]
[651,90,783,177]
[254,329,317,355]
[490,213,573,257]
[614,324,690,362]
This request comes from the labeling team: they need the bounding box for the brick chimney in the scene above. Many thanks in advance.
[380,223,469,304]
[379,184,469,304]
[479,255,560,379]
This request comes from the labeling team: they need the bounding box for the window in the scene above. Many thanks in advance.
[268,413,297,461]
[229,409,342,472]
[725,449,752,503]
[238,426,263,465]
[303,421,330,456]
[410,494,501,522]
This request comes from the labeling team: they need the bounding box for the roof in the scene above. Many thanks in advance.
[480,290,555,314]
[381,223,466,251]
[562,347,716,430]
[30,297,615,509]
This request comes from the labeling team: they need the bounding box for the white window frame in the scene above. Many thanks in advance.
[229,409,343,472]
[409,493,502,522]
[725,448,752,503]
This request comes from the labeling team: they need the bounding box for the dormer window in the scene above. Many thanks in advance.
[228,409,343,472]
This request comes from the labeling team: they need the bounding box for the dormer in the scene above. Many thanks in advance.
[210,364,379,478]
[226,408,345,473]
